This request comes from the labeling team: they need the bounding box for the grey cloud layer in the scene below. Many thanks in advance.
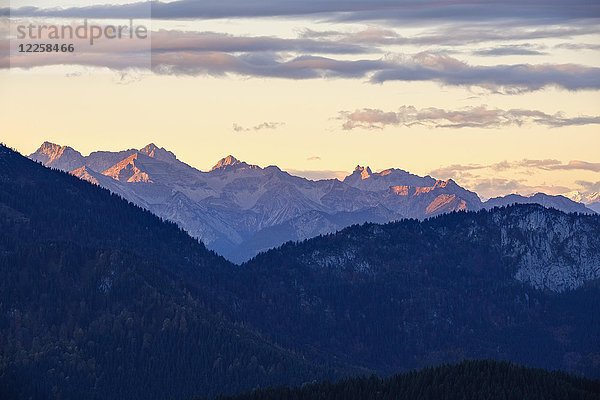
[4,0,599,21]
[300,25,600,47]
[473,45,547,56]
[151,53,388,79]
[577,181,600,193]
[339,105,600,130]
[4,41,600,92]
[3,19,599,92]
[370,53,600,92]
[151,31,372,54]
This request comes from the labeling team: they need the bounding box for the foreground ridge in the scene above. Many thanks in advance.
[217,360,600,400]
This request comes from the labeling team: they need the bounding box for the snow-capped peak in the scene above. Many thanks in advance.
[563,191,584,203]
[562,190,600,205]
[589,192,600,203]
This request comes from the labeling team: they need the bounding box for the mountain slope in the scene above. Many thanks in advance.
[0,145,334,400]
[219,360,600,400]
[234,206,600,377]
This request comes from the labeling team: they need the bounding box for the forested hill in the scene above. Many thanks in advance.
[0,144,334,399]
[217,360,600,400]
[2,143,600,400]
[234,204,600,377]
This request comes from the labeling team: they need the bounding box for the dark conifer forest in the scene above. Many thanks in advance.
[218,360,600,400]
[0,145,333,399]
[0,144,599,399]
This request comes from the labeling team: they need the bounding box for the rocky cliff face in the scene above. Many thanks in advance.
[496,207,600,292]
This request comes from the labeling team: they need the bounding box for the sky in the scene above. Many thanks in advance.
[1,0,599,200]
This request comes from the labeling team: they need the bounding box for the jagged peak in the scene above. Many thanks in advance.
[138,143,178,162]
[34,141,70,154]
[30,141,83,167]
[378,168,411,176]
[39,141,61,149]
[210,155,251,171]
[433,179,457,189]
[353,165,372,179]
[140,142,158,152]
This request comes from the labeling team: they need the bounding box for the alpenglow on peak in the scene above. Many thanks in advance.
[138,143,178,163]
[210,155,249,171]
[353,165,372,179]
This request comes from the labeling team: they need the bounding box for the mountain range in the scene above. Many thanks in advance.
[29,142,596,263]
[1,144,600,399]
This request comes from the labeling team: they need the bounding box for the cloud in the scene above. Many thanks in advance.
[554,43,600,51]
[3,22,600,93]
[4,0,599,22]
[301,24,600,47]
[576,180,600,193]
[429,164,487,180]
[151,52,390,79]
[431,159,600,177]
[233,122,285,132]
[370,53,600,93]
[552,161,600,172]
[338,105,600,130]
[150,31,372,55]
[473,45,547,56]
[151,51,600,91]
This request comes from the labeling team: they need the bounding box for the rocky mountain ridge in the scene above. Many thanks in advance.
[29,142,595,262]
